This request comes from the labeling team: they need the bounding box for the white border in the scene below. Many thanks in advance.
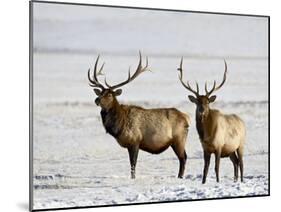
[0,0,277,212]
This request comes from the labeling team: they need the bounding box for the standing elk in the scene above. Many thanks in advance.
[88,52,190,179]
[177,58,246,183]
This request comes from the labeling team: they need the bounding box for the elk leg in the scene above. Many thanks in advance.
[128,145,139,179]
[202,151,211,184]
[171,144,187,178]
[215,150,221,183]
[229,152,239,182]
[179,151,187,178]
[237,147,244,182]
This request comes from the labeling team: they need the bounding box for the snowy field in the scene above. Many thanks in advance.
[31,2,269,210]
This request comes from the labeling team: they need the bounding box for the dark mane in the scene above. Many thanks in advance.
[101,102,126,139]
[196,113,204,140]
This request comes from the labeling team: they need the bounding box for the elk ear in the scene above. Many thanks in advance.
[114,89,122,96]
[188,95,198,104]
[209,95,216,103]
[93,89,102,96]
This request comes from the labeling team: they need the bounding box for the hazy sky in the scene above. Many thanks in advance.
[33,2,268,58]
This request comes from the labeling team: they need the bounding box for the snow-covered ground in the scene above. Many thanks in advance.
[31,2,269,210]
[33,101,268,209]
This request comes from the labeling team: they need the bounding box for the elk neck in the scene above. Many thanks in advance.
[195,108,211,141]
[100,98,126,139]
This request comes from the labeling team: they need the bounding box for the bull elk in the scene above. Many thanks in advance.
[177,58,246,183]
[88,52,190,179]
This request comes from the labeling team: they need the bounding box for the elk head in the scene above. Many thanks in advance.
[88,52,149,111]
[178,58,227,120]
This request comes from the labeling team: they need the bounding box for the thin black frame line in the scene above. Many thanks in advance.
[29,1,34,211]
[29,1,270,211]
[30,0,270,18]
[267,16,270,196]
[31,194,270,212]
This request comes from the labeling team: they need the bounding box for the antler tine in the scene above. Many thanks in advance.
[195,81,199,94]
[97,62,105,76]
[205,60,227,96]
[137,51,142,70]
[205,80,216,97]
[177,57,184,76]
[104,67,131,89]
[177,57,200,97]
[88,68,96,86]
[93,55,105,81]
[104,77,110,88]
[213,59,227,91]
[129,51,149,81]
[204,82,208,94]
[105,51,149,90]
[88,69,104,89]
[87,55,105,90]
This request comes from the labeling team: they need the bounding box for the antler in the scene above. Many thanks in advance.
[177,57,200,97]
[88,55,105,90]
[104,51,149,90]
[205,60,227,97]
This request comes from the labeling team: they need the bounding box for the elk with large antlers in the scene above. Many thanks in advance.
[88,52,190,179]
[178,58,246,183]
